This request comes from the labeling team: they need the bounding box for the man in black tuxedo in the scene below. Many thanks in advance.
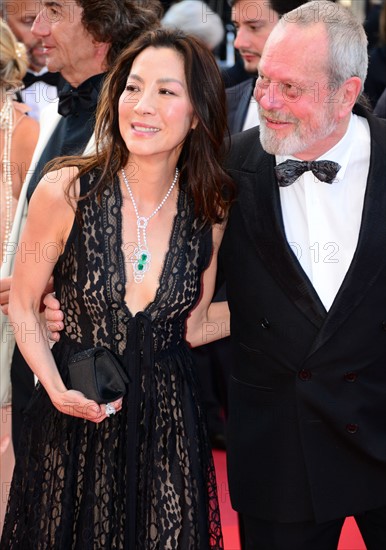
[221,1,386,548]
[200,0,325,453]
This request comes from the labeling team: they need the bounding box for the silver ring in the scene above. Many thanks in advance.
[105,403,117,417]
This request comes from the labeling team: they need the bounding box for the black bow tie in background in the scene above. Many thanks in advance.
[57,81,97,117]
[275,159,341,187]
[23,71,61,89]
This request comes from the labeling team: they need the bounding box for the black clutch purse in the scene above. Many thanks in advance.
[68,347,129,404]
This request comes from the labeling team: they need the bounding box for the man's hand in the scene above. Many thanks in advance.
[44,292,64,342]
[0,276,12,315]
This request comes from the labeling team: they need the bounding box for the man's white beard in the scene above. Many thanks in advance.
[258,106,338,157]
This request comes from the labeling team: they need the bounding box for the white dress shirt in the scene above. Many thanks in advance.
[278,114,370,311]
[242,94,260,131]
[20,68,58,122]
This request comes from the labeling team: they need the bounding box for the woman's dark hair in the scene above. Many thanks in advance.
[51,28,235,224]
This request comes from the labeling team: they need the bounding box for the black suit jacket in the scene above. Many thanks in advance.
[226,78,255,135]
[221,105,386,523]
[374,87,386,118]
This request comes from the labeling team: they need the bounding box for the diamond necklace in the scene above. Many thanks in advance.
[121,166,179,283]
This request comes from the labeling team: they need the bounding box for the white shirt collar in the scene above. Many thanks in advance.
[27,67,49,77]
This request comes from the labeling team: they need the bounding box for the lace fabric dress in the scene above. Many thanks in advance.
[1,170,223,549]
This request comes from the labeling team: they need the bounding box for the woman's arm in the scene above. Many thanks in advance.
[185,223,230,348]
[9,168,120,421]
[12,104,40,197]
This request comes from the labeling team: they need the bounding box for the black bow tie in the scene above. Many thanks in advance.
[57,81,98,117]
[274,159,341,187]
[23,71,61,89]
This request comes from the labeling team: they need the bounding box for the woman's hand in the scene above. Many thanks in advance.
[49,388,123,423]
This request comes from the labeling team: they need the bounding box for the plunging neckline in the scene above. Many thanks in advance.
[116,176,182,318]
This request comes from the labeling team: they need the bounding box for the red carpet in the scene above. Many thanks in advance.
[213,450,366,550]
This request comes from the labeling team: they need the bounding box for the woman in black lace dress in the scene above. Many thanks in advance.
[2,29,234,549]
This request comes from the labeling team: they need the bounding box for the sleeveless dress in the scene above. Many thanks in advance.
[1,171,223,549]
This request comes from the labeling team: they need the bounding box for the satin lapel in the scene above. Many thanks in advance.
[36,99,62,152]
[307,116,386,356]
[229,140,326,329]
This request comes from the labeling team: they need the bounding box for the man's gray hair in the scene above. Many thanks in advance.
[279,0,368,92]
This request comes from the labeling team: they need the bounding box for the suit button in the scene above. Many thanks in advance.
[382,321,386,332]
[260,318,270,329]
[344,372,358,382]
[298,369,312,381]
[346,423,358,434]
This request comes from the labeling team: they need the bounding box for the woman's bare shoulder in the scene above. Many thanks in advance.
[12,106,39,150]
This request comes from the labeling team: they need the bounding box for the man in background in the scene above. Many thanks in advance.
[2,0,61,120]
